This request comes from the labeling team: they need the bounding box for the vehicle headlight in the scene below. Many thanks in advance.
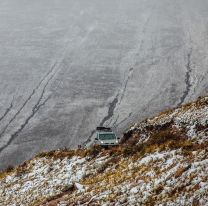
[100,141,104,144]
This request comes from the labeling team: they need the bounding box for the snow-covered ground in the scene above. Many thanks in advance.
[0,96,207,205]
[1,149,207,206]
[0,0,208,169]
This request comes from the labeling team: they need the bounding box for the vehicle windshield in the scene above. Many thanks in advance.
[99,133,116,140]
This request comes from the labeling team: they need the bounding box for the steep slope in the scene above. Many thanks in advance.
[2,0,208,170]
[0,96,208,206]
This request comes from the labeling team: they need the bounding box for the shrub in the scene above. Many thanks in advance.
[132,127,195,156]
[5,165,14,173]
[87,145,101,158]
[159,108,174,116]
[15,162,28,176]
[0,165,14,180]
[174,167,187,178]
[154,185,164,195]
[35,149,78,160]
[123,147,134,157]
[147,128,185,145]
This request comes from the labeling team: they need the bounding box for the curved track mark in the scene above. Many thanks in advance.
[178,48,192,105]
[0,97,50,153]
[99,95,119,127]
[0,62,58,139]
[119,67,134,104]
[0,99,14,123]
[114,112,132,128]
[0,61,61,152]
[83,94,119,146]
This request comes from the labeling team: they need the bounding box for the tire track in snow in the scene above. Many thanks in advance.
[10,66,59,144]
[83,93,119,146]
[0,97,50,153]
[83,14,152,146]
[0,62,58,139]
[178,48,192,105]
[108,67,133,127]
[99,94,119,127]
[0,61,62,154]
[0,98,14,123]
[107,14,152,128]
[114,112,132,128]
[33,62,59,113]
[107,67,134,128]
[119,67,134,104]
[111,114,119,127]
[83,67,133,146]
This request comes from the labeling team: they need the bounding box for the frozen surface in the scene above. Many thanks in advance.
[0,0,208,169]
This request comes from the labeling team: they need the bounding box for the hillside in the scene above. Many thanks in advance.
[2,0,208,171]
[0,96,208,206]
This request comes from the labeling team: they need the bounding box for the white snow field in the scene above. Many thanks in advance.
[0,0,208,169]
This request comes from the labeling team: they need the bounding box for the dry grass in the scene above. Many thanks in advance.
[1,124,202,182]
[84,126,201,161]
[174,166,189,178]
[0,165,14,179]
[159,107,174,116]
[119,127,195,158]
[36,145,107,160]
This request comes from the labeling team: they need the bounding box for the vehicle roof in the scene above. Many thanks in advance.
[96,127,112,132]
[97,131,116,134]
